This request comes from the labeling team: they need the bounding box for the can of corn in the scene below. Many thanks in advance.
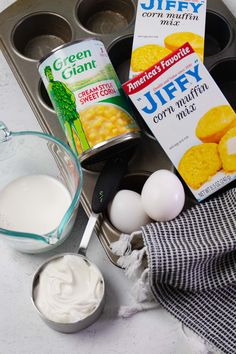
[38,38,140,165]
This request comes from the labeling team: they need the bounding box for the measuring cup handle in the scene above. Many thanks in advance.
[78,213,99,256]
[78,151,131,255]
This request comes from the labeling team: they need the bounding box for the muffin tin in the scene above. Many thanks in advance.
[0,0,235,264]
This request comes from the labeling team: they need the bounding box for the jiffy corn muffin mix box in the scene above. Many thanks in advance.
[129,0,207,78]
[123,43,236,201]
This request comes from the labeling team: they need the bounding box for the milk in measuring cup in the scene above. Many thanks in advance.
[0,174,72,234]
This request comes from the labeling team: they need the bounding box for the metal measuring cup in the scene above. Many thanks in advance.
[31,152,130,333]
[31,251,105,333]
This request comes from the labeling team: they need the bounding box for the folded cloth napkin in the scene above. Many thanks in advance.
[111,187,236,354]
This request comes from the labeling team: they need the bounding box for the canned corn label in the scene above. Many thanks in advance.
[38,39,139,156]
[123,43,236,201]
[130,0,207,78]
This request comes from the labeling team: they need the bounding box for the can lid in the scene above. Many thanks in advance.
[81,132,141,169]
[37,37,102,68]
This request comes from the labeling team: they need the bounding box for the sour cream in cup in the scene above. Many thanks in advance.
[32,253,105,333]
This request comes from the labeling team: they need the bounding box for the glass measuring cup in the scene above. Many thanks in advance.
[0,122,82,253]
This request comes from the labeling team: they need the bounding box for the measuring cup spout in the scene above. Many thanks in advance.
[0,122,11,143]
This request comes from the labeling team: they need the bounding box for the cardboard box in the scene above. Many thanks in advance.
[123,43,236,201]
[130,0,207,78]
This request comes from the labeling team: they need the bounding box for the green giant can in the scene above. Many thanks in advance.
[38,38,140,165]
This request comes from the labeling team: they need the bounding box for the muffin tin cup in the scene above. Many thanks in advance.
[204,10,232,58]
[76,0,136,35]
[103,169,193,253]
[108,34,133,84]
[210,58,236,110]
[0,0,236,264]
[103,171,150,251]
[12,12,73,61]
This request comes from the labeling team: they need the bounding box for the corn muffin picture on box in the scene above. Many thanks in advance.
[130,0,207,78]
[123,43,236,201]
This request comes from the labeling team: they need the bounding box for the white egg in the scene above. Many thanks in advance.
[108,190,151,234]
[141,170,185,221]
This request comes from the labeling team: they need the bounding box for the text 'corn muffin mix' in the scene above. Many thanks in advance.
[123,43,236,201]
[39,39,140,161]
[129,0,207,78]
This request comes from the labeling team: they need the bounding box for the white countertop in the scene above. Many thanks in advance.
[0,1,213,354]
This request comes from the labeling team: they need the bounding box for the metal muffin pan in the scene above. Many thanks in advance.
[0,0,236,264]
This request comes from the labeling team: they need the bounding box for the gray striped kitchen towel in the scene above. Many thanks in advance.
[112,186,236,354]
[141,187,236,354]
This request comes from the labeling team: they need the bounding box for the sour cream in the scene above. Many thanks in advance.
[34,255,104,324]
